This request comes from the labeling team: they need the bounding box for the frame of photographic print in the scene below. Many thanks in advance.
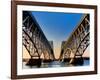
[11,0,97,79]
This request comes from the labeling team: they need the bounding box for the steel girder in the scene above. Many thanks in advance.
[59,14,90,61]
[22,11,55,60]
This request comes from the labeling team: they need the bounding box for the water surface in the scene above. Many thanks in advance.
[23,59,90,69]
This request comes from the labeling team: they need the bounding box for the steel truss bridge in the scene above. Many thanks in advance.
[59,14,90,64]
[23,11,90,66]
[23,11,55,65]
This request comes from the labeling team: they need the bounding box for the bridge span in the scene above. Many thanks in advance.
[22,11,90,67]
[59,14,90,64]
[23,11,55,66]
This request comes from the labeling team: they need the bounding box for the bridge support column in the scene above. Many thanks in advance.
[69,57,84,65]
[26,58,42,67]
[63,58,70,62]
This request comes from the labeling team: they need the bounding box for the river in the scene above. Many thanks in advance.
[23,59,89,69]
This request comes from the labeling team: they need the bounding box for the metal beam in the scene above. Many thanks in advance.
[59,14,90,63]
[22,11,55,60]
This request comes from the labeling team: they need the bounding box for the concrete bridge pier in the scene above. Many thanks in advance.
[69,57,84,65]
[26,58,42,67]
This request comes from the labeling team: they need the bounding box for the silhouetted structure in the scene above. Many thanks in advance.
[59,14,90,65]
[23,11,55,66]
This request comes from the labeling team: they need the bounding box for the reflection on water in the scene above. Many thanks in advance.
[23,59,90,69]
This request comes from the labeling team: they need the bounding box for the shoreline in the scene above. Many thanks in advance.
[23,57,90,62]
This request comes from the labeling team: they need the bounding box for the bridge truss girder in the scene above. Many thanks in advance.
[59,14,90,61]
[22,11,55,60]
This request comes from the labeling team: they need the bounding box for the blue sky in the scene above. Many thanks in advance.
[31,11,83,58]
